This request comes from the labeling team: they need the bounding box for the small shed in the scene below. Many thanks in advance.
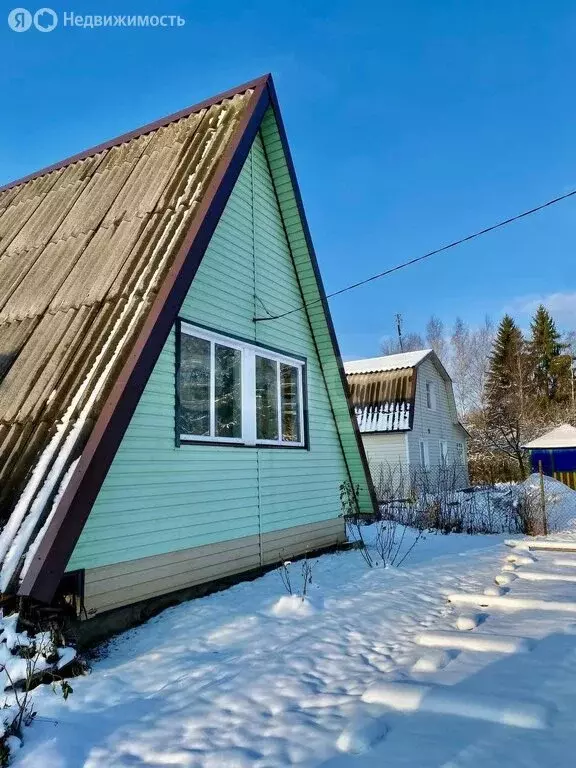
[524,424,576,489]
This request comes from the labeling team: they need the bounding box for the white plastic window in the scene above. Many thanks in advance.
[179,323,305,447]
[455,442,465,465]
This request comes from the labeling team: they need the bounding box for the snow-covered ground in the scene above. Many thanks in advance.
[13,510,576,767]
[518,473,576,532]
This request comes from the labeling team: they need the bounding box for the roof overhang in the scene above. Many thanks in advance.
[456,421,471,439]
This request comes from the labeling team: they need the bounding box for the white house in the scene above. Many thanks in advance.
[344,350,469,499]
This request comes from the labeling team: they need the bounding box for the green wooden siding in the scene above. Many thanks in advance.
[259,109,373,513]
[68,119,367,571]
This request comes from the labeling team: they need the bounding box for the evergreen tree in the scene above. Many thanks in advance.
[486,315,525,403]
[529,305,571,403]
[484,315,530,476]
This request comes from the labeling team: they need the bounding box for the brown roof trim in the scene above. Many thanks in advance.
[19,77,271,602]
[0,74,270,194]
[265,79,378,514]
[408,367,418,430]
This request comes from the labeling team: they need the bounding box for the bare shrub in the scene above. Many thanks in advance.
[340,480,424,567]
[373,519,424,567]
[339,481,375,567]
[300,559,313,598]
[511,486,548,536]
[468,451,522,486]
[368,462,532,535]
[279,560,293,595]
[278,557,315,599]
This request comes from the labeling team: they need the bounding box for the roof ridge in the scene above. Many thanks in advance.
[0,74,271,195]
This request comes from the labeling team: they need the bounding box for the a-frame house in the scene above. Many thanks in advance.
[0,75,375,626]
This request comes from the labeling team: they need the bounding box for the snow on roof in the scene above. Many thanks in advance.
[346,366,414,433]
[523,424,576,450]
[344,350,432,375]
[354,403,411,433]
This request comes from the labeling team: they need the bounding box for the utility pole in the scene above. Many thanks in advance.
[396,313,404,352]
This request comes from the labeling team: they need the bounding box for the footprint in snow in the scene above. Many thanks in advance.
[336,713,389,755]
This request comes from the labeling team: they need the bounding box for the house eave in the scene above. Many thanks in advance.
[455,421,471,439]
[359,428,412,435]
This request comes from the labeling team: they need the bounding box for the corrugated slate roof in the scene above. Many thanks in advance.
[346,368,415,433]
[0,85,255,592]
[344,349,432,375]
[524,424,576,449]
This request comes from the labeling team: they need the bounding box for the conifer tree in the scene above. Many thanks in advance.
[484,315,530,476]
[486,315,526,404]
[529,305,571,404]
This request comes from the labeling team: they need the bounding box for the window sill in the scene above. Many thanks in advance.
[178,438,308,450]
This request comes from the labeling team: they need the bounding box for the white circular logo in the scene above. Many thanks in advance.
[33,7,57,31]
[8,7,32,31]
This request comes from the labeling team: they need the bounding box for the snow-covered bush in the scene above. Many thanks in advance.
[274,558,318,618]
[510,474,576,535]
[0,612,78,765]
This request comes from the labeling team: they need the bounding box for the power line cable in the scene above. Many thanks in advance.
[254,186,576,322]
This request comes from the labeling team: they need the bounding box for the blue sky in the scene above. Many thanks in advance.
[2,0,575,358]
